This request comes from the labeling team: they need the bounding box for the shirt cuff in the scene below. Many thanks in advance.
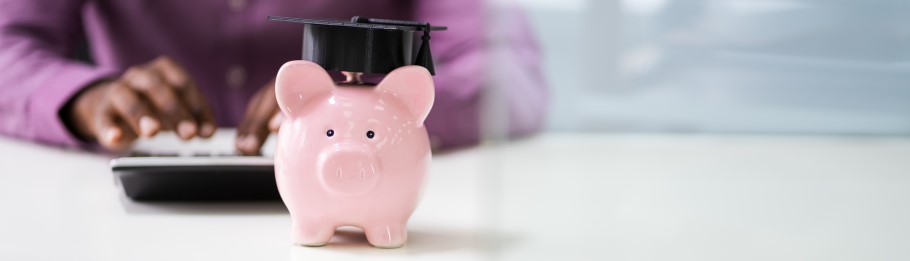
[29,63,118,148]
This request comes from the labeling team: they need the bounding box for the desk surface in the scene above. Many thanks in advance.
[2,132,910,260]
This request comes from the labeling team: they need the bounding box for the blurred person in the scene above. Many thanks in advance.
[0,0,546,154]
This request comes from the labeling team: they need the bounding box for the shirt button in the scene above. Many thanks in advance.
[226,64,246,90]
[228,0,247,12]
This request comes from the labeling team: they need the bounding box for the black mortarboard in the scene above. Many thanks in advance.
[269,16,447,75]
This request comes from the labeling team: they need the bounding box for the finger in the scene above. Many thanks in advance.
[179,81,217,138]
[257,81,279,133]
[241,83,278,154]
[124,66,197,140]
[238,109,272,155]
[151,56,190,88]
[240,109,272,156]
[94,109,138,150]
[152,57,217,138]
[236,92,268,155]
[268,112,283,132]
[107,81,160,137]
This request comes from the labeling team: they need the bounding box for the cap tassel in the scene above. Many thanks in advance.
[414,23,435,75]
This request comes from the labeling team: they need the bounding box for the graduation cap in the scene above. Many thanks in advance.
[269,16,447,75]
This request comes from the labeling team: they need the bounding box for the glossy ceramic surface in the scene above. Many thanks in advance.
[273,61,435,248]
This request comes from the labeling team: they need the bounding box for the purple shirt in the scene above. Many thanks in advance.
[0,0,546,150]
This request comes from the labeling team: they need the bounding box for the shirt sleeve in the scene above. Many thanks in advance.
[0,0,118,148]
[414,0,548,150]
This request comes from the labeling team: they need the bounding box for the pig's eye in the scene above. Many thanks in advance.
[326,129,335,137]
[366,130,375,139]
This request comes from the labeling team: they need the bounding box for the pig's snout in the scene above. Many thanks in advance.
[319,145,380,196]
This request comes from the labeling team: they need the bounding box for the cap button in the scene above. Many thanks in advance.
[226,64,246,90]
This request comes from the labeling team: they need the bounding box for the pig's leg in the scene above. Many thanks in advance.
[364,222,408,248]
[292,220,335,247]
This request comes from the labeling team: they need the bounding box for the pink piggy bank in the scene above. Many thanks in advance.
[273,60,434,248]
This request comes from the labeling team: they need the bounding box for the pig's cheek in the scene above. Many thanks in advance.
[276,121,315,160]
[374,136,388,150]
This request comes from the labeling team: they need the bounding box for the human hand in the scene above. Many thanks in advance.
[65,56,217,150]
[235,80,282,155]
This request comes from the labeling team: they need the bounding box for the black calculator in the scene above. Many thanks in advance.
[110,130,281,201]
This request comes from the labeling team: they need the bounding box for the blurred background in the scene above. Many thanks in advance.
[503,0,910,134]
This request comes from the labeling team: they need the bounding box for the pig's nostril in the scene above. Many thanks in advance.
[336,169,342,179]
[359,169,365,180]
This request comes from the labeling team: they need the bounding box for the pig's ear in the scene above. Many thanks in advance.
[375,65,435,124]
[275,60,335,117]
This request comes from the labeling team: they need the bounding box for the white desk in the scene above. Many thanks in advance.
[2,132,910,260]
